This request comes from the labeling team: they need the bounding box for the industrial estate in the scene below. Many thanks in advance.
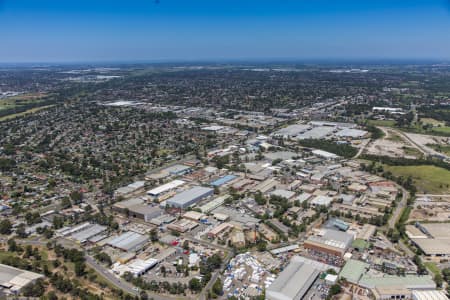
[0,63,450,300]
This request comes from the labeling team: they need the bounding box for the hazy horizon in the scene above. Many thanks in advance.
[1,0,450,63]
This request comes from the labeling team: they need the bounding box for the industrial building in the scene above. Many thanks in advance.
[106,231,149,252]
[114,181,146,197]
[208,222,234,238]
[164,186,214,209]
[163,164,192,176]
[112,198,162,221]
[412,290,448,300]
[147,179,185,198]
[210,175,237,187]
[70,223,107,244]
[411,223,450,257]
[167,219,199,233]
[304,229,354,257]
[266,256,321,300]
[0,263,44,294]
[339,259,370,284]
[199,195,229,213]
[112,258,159,277]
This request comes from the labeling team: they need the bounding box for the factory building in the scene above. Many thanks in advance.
[210,175,237,187]
[147,179,186,198]
[106,231,149,252]
[199,195,230,213]
[304,229,354,257]
[164,186,214,209]
[266,256,321,300]
[0,264,45,294]
[112,198,162,222]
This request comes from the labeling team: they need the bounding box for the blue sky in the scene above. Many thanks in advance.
[1,0,450,62]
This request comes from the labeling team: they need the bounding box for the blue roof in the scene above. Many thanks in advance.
[210,175,237,187]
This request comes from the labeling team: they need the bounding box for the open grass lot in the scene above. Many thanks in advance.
[0,93,46,110]
[424,262,440,277]
[384,164,450,194]
[426,144,450,156]
[421,118,445,127]
[0,105,55,122]
[367,119,396,127]
[431,126,450,135]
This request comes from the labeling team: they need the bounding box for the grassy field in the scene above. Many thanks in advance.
[421,118,445,127]
[402,146,423,157]
[0,105,55,122]
[427,144,450,156]
[367,119,396,127]
[384,164,450,194]
[424,261,441,277]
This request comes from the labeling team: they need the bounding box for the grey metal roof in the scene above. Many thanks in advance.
[266,256,320,300]
[166,186,213,206]
[107,231,149,251]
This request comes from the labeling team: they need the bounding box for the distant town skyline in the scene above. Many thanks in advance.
[1,0,450,63]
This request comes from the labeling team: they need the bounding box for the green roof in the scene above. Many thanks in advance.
[339,259,369,284]
[359,275,435,289]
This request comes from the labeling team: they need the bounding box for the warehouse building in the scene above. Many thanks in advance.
[114,181,146,197]
[210,175,237,187]
[147,179,186,198]
[0,264,44,294]
[412,290,448,300]
[199,195,229,213]
[113,198,162,222]
[70,223,107,244]
[410,223,450,257]
[106,231,149,252]
[164,186,214,209]
[266,256,321,300]
[304,229,354,257]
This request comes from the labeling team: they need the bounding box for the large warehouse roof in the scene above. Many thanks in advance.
[266,256,320,300]
[359,274,435,290]
[0,264,44,292]
[107,232,149,252]
[339,259,369,284]
[165,186,213,207]
[147,180,185,196]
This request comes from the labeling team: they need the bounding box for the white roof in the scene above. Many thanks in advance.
[147,180,185,196]
[312,149,338,159]
[412,290,448,300]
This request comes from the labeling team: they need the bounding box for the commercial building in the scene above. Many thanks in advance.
[210,175,237,187]
[0,263,44,294]
[230,231,246,248]
[147,179,186,198]
[310,195,333,207]
[339,259,370,284]
[412,290,448,300]
[70,223,107,244]
[114,181,146,197]
[164,186,214,209]
[359,274,435,290]
[304,229,354,257]
[266,256,321,300]
[113,198,162,222]
[106,231,149,252]
[183,211,206,221]
[125,258,159,277]
[208,222,234,238]
[199,195,229,213]
[411,223,450,257]
[167,219,199,233]
[163,164,192,176]
[335,128,368,139]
